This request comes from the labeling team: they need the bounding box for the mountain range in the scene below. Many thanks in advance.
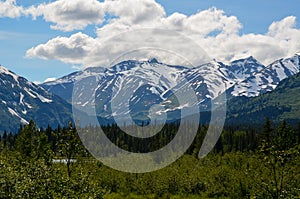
[1,53,300,132]
[0,65,73,132]
[42,54,300,124]
[226,71,300,126]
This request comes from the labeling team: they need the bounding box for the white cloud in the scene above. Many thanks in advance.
[26,32,99,64]
[164,8,241,36]
[268,16,296,37]
[0,0,24,18]
[24,0,165,32]
[267,16,300,57]
[26,0,106,31]
[202,16,300,64]
[104,0,165,24]
[25,0,300,67]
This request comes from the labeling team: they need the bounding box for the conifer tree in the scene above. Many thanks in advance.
[260,117,273,144]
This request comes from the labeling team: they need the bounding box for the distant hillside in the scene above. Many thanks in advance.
[0,65,73,133]
[226,72,300,126]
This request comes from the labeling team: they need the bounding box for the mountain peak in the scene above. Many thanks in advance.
[0,64,20,82]
[231,56,259,64]
[0,65,73,132]
[148,58,159,64]
[0,64,9,73]
[246,56,255,61]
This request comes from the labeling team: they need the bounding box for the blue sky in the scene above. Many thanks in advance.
[0,0,300,82]
[160,0,300,33]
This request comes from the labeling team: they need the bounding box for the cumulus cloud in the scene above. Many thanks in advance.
[26,32,99,64]
[0,0,106,31]
[0,0,24,18]
[26,0,106,31]
[207,16,300,64]
[24,0,300,67]
[104,0,166,24]
[23,0,165,32]
[267,16,300,56]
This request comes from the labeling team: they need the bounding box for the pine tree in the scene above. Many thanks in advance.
[260,117,273,144]
[297,122,300,144]
[275,120,296,151]
[2,131,7,148]
[57,122,83,178]
[14,120,52,163]
[15,120,37,159]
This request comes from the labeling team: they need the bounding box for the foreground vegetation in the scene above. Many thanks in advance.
[0,119,299,198]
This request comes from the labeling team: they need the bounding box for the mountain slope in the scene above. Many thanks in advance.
[0,65,73,132]
[42,57,266,118]
[2,53,300,132]
[183,57,265,104]
[230,54,300,97]
[41,54,300,124]
[42,66,106,103]
[73,59,187,123]
[226,71,300,125]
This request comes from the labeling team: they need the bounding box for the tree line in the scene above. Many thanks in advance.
[0,119,299,198]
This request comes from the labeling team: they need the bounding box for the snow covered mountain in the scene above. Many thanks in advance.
[41,57,267,122]
[0,65,73,132]
[72,59,187,123]
[2,53,299,131]
[226,71,300,126]
[42,66,106,103]
[183,56,265,101]
[230,54,300,97]
[41,54,300,123]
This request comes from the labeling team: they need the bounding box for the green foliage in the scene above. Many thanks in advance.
[0,120,299,198]
[15,120,53,163]
[256,120,300,198]
[56,122,87,178]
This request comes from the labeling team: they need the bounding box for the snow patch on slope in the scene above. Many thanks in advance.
[231,54,300,97]
[8,107,29,124]
[0,65,19,84]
